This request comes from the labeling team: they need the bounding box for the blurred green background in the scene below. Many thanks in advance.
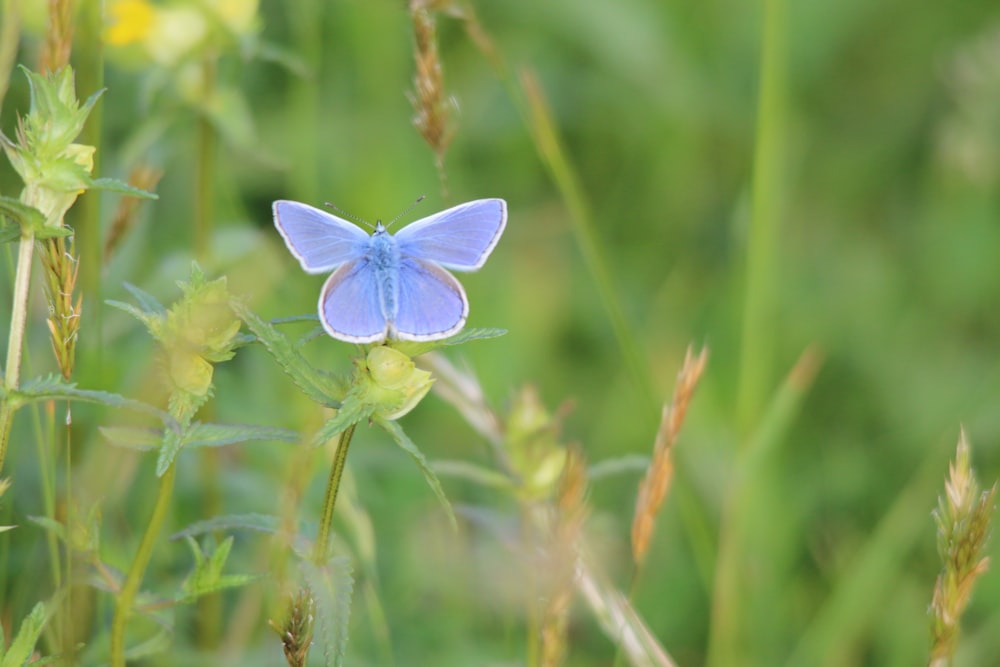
[2,0,1000,665]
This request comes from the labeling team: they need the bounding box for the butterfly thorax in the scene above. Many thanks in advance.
[368,224,401,321]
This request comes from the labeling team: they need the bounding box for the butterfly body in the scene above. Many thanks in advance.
[273,198,506,343]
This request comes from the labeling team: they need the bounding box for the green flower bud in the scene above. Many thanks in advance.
[505,386,569,501]
[155,269,240,398]
[365,346,434,420]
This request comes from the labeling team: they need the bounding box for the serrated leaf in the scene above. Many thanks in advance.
[31,223,74,239]
[177,573,263,604]
[1,600,51,667]
[155,428,183,476]
[376,418,457,530]
[182,422,299,448]
[91,177,158,199]
[391,327,507,357]
[10,374,171,423]
[170,513,283,541]
[175,536,261,603]
[300,557,354,667]
[0,218,20,244]
[0,196,44,232]
[311,396,373,449]
[232,302,344,408]
[100,425,162,450]
[443,327,508,345]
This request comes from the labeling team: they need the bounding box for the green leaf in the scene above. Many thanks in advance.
[311,395,373,448]
[390,327,507,357]
[100,425,162,450]
[155,428,182,477]
[182,422,300,448]
[0,196,45,232]
[232,302,345,408]
[300,557,354,667]
[171,513,282,540]
[0,219,20,244]
[27,516,67,542]
[588,454,651,481]
[0,600,52,667]
[122,627,172,663]
[9,374,172,423]
[443,327,508,345]
[123,282,167,316]
[432,460,515,491]
[32,224,74,239]
[177,536,262,603]
[375,418,457,530]
[105,299,160,334]
[253,40,312,78]
[91,177,158,199]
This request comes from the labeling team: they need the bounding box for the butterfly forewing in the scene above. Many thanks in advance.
[394,199,506,271]
[391,258,469,341]
[273,200,369,273]
[319,258,389,343]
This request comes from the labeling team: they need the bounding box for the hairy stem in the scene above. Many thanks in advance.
[109,463,178,667]
[313,423,357,564]
[0,233,36,474]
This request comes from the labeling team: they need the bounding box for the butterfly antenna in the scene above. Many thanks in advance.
[385,195,426,229]
[324,202,375,230]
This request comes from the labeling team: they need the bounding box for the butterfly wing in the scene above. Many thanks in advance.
[319,258,389,343]
[273,200,369,273]
[394,198,506,271]
[391,257,469,341]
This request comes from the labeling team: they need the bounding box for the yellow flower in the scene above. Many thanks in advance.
[145,5,208,65]
[105,0,155,46]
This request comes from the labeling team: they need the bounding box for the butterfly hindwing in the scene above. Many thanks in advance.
[319,258,389,343]
[274,200,369,273]
[394,199,506,271]
[391,257,469,341]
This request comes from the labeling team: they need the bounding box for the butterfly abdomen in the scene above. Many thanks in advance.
[368,229,402,326]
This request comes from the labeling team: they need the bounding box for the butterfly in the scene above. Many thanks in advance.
[273,198,507,343]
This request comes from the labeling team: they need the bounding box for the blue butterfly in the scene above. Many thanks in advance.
[273,198,507,343]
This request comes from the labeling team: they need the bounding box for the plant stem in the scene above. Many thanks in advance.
[735,0,787,437]
[194,57,217,260]
[312,423,357,564]
[109,462,177,667]
[0,0,21,113]
[0,232,36,474]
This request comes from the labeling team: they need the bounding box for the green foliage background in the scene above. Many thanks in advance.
[2,0,1000,665]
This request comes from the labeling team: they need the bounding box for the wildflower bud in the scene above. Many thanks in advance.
[0,67,101,230]
[156,270,240,398]
[365,346,434,420]
[505,386,568,500]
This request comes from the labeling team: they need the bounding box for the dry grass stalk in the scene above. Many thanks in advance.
[270,588,315,667]
[540,445,589,667]
[103,164,163,264]
[39,236,82,381]
[631,345,708,569]
[928,429,997,667]
[40,0,74,72]
[409,3,454,196]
